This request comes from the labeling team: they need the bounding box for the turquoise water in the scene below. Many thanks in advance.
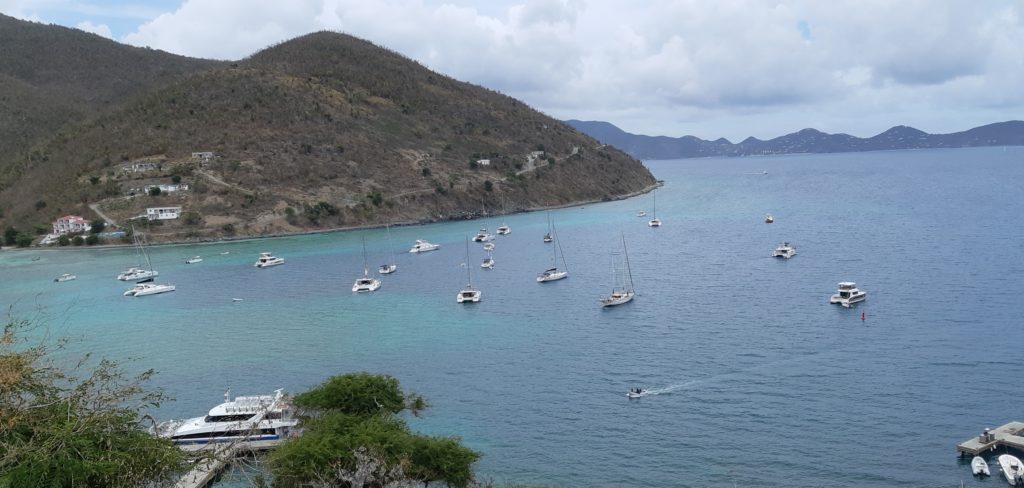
[3,146,1023,487]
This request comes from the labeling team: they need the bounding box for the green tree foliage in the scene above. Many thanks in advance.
[89,175,101,185]
[171,175,181,184]
[71,235,84,246]
[148,186,161,196]
[3,227,16,246]
[33,200,46,210]
[85,234,99,245]
[303,201,338,225]
[484,180,493,192]
[57,234,70,246]
[269,372,479,488]
[15,233,33,247]
[0,317,186,486]
[90,219,106,234]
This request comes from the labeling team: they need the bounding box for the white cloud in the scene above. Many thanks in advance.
[107,0,1024,140]
[76,20,113,39]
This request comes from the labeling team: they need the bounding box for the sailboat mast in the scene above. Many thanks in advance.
[361,236,369,275]
[141,231,154,271]
[552,223,568,271]
[465,237,473,288]
[621,233,635,292]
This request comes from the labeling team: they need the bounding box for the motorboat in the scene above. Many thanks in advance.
[353,238,382,292]
[537,268,568,282]
[117,267,159,281]
[483,242,495,251]
[457,238,481,303]
[153,389,298,451]
[601,234,635,307]
[496,224,511,235]
[123,283,175,297]
[637,210,647,217]
[472,228,494,242]
[830,282,866,307]
[999,454,1023,485]
[543,232,553,243]
[765,214,774,224]
[409,239,440,253]
[185,256,203,264]
[972,456,990,477]
[54,273,77,282]
[772,242,797,259]
[626,388,650,399]
[254,252,284,268]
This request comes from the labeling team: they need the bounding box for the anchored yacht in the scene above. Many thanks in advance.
[496,224,511,235]
[254,252,284,268]
[772,242,797,259]
[154,389,298,451]
[830,282,866,307]
[409,239,440,253]
[123,283,175,297]
[185,256,203,264]
[472,228,494,242]
[54,273,77,282]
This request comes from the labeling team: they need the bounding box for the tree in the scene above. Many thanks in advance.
[15,232,32,248]
[269,373,479,487]
[0,317,186,486]
[4,227,18,246]
[85,234,99,245]
[148,187,162,196]
[58,234,70,246]
[484,180,493,192]
[90,219,106,234]
[72,235,84,246]
[171,175,181,184]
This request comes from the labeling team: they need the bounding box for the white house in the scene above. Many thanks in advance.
[191,151,214,160]
[143,183,190,193]
[52,215,90,235]
[146,206,182,220]
[122,161,159,173]
[476,159,491,166]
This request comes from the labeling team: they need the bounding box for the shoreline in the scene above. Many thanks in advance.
[4,182,663,252]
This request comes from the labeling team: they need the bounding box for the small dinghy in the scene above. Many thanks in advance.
[626,387,650,399]
[972,456,990,476]
[999,454,1023,485]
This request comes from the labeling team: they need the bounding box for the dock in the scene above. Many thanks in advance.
[957,421,1024,456]
[175,444,237,488]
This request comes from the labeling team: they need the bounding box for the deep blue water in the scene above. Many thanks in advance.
[3,146,1023,487]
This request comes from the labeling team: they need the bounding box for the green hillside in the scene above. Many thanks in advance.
[0,24,655,243]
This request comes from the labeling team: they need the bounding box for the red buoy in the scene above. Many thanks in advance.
[861,312,865,321]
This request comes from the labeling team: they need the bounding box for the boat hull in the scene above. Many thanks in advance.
[537,271,568,282]
[601,291,635,307]
[457,291,481,303]
[378,264,397,274]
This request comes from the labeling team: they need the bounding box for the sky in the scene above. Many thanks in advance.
[2,0,1022,141]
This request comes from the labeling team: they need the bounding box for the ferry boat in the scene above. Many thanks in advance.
[254,252,284,268]
[829,282,866,307]
[772,242,797,259]
[54,273,77,282]
[409,239,440,253]
[123,283,175,297]
[154,389,298,451]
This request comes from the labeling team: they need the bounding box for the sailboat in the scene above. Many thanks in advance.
[648,189,662,227]
[537,222,568,282]
[600,234,635,307]
[352,237,381,292]
[117,226,159,282]
[543,211,553,242]
[378,224,397,274]
[496,198,511,235]
[457,238,481,303]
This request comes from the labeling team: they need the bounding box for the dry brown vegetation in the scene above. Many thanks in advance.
[0,19,655,242]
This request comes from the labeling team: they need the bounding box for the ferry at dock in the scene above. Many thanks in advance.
[154,389,298,451]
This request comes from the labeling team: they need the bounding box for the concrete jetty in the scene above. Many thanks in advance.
[957,421,1024,456]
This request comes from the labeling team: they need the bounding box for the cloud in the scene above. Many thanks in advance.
[76,20,113,39]
[112,0,1024,140]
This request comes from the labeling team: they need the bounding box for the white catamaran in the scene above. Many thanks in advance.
[117,227,159,282]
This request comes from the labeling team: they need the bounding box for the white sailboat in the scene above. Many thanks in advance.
[648,188,662,227]
[353,238,381,292]
[378,224,397,274]
[600,234,635,307]
[117,226,159,282]
[543,211,553,242]
[537,222,568,282]
[457,238,481,303]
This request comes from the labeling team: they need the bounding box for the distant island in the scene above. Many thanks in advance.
[565,119,1024,160]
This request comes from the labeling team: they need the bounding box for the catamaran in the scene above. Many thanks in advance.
[648,188,662,227]
[457,238,481,303]
[353,238,381,292]
[379,224,397,274]
[117,227,159,281]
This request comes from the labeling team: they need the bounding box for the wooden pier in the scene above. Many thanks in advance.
[174,444,237,488]
[957,421,1024,456]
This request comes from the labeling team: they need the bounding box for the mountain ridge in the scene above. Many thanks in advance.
[565,119,1024,159]
[0,19,655,242]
